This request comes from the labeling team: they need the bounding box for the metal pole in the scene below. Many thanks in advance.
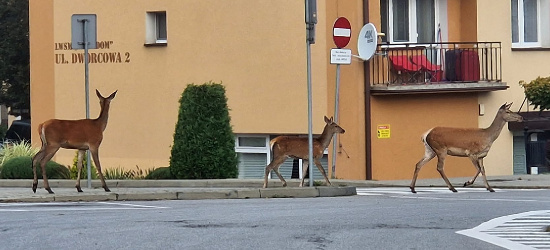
[305,0,314,187]
[331,64,341,178]
[81,19,92,189]
[306,41,314,187]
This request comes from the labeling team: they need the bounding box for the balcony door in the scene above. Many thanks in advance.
[380,0,447,44]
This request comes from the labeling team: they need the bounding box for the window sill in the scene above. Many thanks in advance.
[511,47,550,51]
[144,42,167,47]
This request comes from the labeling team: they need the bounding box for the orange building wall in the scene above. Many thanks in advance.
[29,0,55,139]
[30,0,329,169]
[323,0,368,180]
[370,94,480,180]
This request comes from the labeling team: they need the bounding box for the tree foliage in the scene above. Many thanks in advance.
[169,82,238,179]
[520,76,550,111]
[0,0,30,117]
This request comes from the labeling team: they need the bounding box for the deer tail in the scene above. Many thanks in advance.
[269,137,280,151]
[39,123,47,146]
[421,128,435,154]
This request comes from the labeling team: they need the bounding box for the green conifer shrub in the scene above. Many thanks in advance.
[169,82,238,179]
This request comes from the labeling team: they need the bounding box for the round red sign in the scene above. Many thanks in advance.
[333,17,351,48]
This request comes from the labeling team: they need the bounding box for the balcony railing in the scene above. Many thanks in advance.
[370,42,502,87]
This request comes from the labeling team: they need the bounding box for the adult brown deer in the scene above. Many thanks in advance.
[262,116,345,188]
[31,89,117,194]
[410,103,523,193]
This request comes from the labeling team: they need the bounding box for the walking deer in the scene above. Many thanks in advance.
[410,103,523,193]
[263,116,345,188]
[31,89,117,194]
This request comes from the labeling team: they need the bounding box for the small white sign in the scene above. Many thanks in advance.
[330,49,352,65]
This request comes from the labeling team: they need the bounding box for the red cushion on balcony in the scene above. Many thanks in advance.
[389,55,421,72]
[410,55,441,71]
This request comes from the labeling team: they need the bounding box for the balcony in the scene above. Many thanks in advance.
[369,42,508,95]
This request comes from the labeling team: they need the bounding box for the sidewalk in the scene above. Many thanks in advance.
[0,174,548,203]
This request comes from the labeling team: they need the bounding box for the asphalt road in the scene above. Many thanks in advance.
[2,188,550,250]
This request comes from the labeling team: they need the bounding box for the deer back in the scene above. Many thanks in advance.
[271,136,325,159]
[41,119,104,148]
[426,127,494,155]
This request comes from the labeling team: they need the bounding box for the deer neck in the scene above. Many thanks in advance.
[484,111,506,142]
[95,101,111,131]
[318,125,334,149]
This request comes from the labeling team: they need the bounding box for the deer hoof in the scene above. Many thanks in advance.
[463,182,471,187]
[410,187,417,194]
[488,188,495,192]
[450,188,458,193]
[76,187,83,192]
[282,183,287,187]
[45,188,55,194]
[104,187,111,192]
[32,184,37,193]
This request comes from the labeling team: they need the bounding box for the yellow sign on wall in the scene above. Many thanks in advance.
[377,124,390,139]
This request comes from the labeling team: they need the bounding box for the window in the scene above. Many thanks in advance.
[235,135,330,180]
[380,0,436,43]
[235,135,270,179]
[145,11,167,45]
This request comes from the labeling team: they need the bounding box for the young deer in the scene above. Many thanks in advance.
[31,89,117,194]
[410,103,523,193]
[263,116,345,188]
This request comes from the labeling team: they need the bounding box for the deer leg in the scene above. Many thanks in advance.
[300,160,309,187]
[410,147,436,193]
[31,148,47,193]
[263,156,288,188]
[314,158,331,186]
[75,150,85,192]
[39,146,60,194]
[464,157,482,187]
[435,154,457,193]
[478,158,494,192]
[90,148,110,192]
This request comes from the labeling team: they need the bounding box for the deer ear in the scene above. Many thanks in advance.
[96,89,103,98]
[499,103,508,109]
[107,90,117,100]
[506,102,513,109]
[324,116,330,123]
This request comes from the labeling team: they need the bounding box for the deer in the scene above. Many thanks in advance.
[262,116,345,188]
[410,103,523,193]
[31,89,117,194]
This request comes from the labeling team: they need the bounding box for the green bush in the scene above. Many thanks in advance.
[145,167,175,179]
[0,156,70,179]
[104,166,149,180]
[170,82,238,179]
[68,151,98,179]
[520,76,550,111]
[0,140,38,169]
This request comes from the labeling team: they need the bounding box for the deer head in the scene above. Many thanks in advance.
[499,102,523,122]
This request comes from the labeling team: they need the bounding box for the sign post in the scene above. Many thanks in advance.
[71,14,97,189]
[305,0,317,187]
[330,17,351,178]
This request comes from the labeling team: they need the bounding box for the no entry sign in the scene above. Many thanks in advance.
[333,17,351,48]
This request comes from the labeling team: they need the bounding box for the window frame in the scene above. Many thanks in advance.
[512,0,542,48]
[145,11,167,46]
[382,0,438,44]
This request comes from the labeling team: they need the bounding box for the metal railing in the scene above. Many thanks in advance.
[369,42,502,85]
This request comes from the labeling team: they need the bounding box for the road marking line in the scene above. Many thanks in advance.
[457,210,550,250]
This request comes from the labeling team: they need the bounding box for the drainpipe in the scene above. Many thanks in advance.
[363,0,372,180]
